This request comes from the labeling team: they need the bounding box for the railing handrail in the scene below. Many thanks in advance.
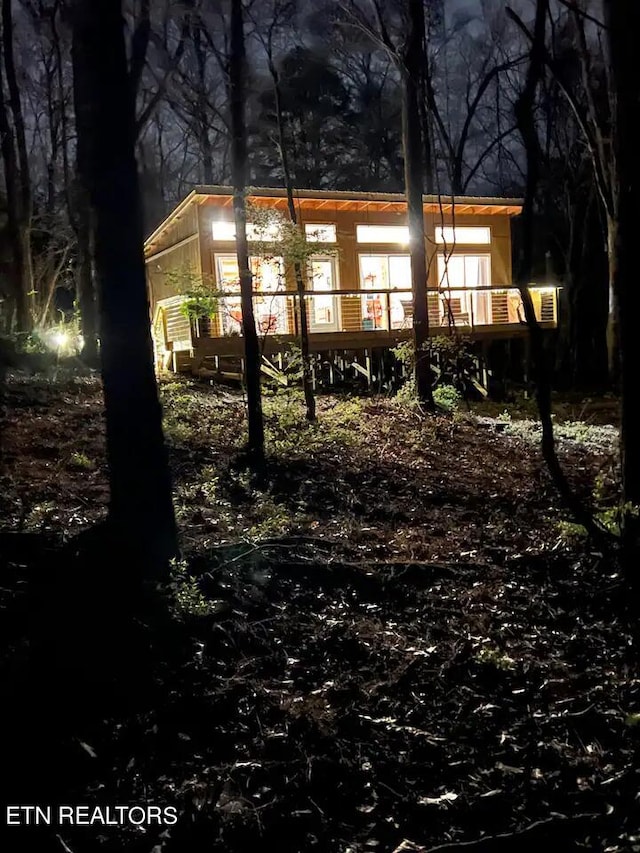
[167,283,560,299]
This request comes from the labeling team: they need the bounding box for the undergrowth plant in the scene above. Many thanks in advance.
[393,337,473,409]
[169,560,217,620]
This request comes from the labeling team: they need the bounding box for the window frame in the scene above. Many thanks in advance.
[213,252,289,336]
[304,223,337,244]
[358,252,412,331]
[436,252,492,326]
[355,224,410,245]
[307,254,341,332]
[434,226,491,245]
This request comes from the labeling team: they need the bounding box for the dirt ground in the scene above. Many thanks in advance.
[1,373,638,853]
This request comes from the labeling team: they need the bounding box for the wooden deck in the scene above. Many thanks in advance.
[191,323,552,359]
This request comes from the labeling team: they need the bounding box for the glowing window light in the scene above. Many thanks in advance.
[305,223,337,243]
[356,225,410,244]
[211,220,283,241]
[211,220,236,241]
[435,226,490,245]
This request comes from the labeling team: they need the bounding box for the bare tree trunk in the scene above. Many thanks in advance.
[403,0,434,409]
[193,26,214,185]
[76,200,99,364]
[0,0,33,333]
[66,4,99,365]
[269,59,315,422]
[605,215,620,384]
[417,62,434,194]
[606,0,640,573]
[510,0,607,544]
[38,243,71,327]
[229,0,264,463]
[71,0,178,571]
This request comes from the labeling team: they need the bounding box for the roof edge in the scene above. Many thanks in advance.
[191,185,524,207]
[145,186,523,250]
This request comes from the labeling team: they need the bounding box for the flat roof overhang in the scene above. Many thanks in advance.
[145,186,523,256]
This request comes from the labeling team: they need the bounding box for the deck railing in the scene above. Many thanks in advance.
[154,284,559,353]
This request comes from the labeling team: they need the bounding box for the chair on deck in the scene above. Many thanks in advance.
[427,293,440,327]
[399,299,413,328]
[441,296,469,326]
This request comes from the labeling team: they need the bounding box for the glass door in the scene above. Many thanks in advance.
[437,254,490,326]
[359,255,389,330]
[309,258,340,332]
[388,255,412,329]
[216,255,242,335]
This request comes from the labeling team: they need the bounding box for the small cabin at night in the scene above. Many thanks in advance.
[144,187,558,383]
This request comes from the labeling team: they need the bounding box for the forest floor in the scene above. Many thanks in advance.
[1,372,639,853]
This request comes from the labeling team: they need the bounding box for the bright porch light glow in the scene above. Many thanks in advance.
[51,331,68,349]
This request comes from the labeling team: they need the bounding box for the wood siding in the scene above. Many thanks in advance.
[145,204,201,312]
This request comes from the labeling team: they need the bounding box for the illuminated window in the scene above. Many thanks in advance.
[356,225,410,244]
[211,220,283,241]
[308,257,340,332]
[437,254,491,326]
[359,254,411,331]
[211,220,236,241]
[247,222,282,241]
[305,223,337,243]
[215,254,288,335]
[435,226,490,245]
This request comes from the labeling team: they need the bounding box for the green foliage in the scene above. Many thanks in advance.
[163,418,191,445]
[433,384,462,412]
[261,392,363,457]
[16,331,49,355]
[12,319,82,358]
[180,293,219,321]
[164,266,219,320]
[395,376,417,406]
[475,646,516,671]
[248,495,297,538]
[555,519,588,544]
[169,560,217,620]
[68,452,94,471]
[391,340,415,370]
[556,470,637,543]
[393,339,469,410]
[246,200,338,273]
[23,501,57,531]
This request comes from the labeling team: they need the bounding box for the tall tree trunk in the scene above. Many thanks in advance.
[229,0,264,463]
[76,199,99,365]
[71,0,178,570]
[402,0,434,409]
[605,215,620,385]
[269,59,315,422]
[68,5,99,365]
[193,26,214,184]
[511,0,606,543]
[0,109,29,332]
[417,61,434,194]
[0,0,33,333]
[606,0,640,573]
